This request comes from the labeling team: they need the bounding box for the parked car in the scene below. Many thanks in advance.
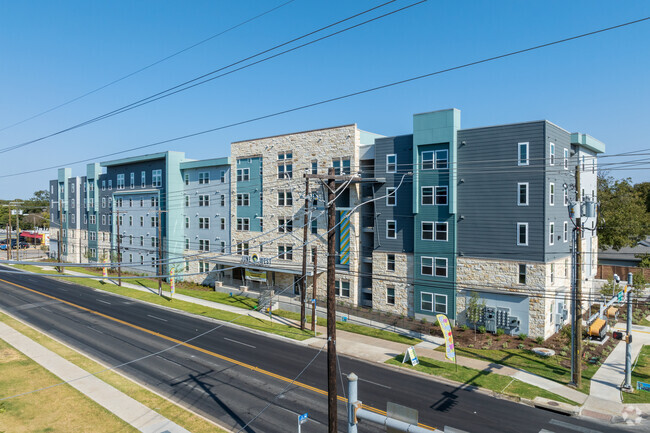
[19,242,29,249]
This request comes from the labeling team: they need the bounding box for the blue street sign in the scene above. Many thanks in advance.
[638,382,650,392]
[311,298,316,304]
[299,412,308,424]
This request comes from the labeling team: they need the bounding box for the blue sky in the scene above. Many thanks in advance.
[1,0,649,198]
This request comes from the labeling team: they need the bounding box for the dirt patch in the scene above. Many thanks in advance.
[0,347,25,363]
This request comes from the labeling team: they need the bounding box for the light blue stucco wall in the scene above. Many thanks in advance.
[236,157,263,232]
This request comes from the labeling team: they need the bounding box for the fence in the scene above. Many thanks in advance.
[597,265,650,281]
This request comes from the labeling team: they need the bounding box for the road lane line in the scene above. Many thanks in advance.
[0,277,436,431]
[224,337,256,349]
[96,299,111,305]
[549,419,601,433]
[147,314,168,322]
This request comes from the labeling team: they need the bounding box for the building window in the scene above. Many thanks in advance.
[140,236,144,246]
[279,217,293,233]
[421,292,433,311]
[70,214,75,224]
[549,183,555,206]
[199,194,209,206]
[237,193,249,206]
[386,154,397,173]
[332,157,351,175]
[311,219,317,234]
[151,236,159,248]
[518,182,528,206]
[517,223,528,246]
[152,170,162,187]
[435,186,448,205]
[278,151,292,161]
[518,142,529,166]
[549,222,555,245]
[278,245,293,260]
[386,220,396,239]
[386,287,395,305]
[102,180,106,191]
[129,235,133,245]
[236,242,250,256]
[550,263,555,284]
[151,196,159,207]
[434,294,447,314]
[199,239,210,251]
[564,221,569,242]
[71,183,75,193]
[435,258,448,277]
[129,216,133,226]
[387,254,396,271]
[278,161,292,179]
[564,186,569,206]
[220,218,225,230]
[436,150,449,169]
[386,187,396,206]
[184,174,189,185]
[140,216,144,227]
[277,190,293,206]
[435,222,448,241]
[421,187,433,205]
[549,142,555,166]
[421,151,434,170]
[102,197,106,208]
[220,194,225,206]
[130,173,135,188]
[311,160,318,175]
[198,172,210,184]
[89,231,96,241]
[519,264,526,284]
[89,215,96,224]
[220,171,226,183]
[421,257,433,276]
[335,280,350,297]
[141,171,146,187]
[117,174,125,190]
[564,148,569,169]
[421,222,434,241]
[199,217,210,229]
[184,237,189,249]
[236,218,250,231]
[108,180,112,190]
[151,216,159,227]
[236,168,250,182]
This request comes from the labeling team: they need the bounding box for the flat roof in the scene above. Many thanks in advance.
[231,124,357,144]
[101,151,181,167]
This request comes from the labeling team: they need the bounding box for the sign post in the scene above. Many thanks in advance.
[402,346,419,366]
[170,268,175,299]
[436,314,457,371]
[102,259,108,282]
[298,412,308,433]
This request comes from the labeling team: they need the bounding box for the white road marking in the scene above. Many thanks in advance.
[224,337,256,349]
[97,299,111,305]
[343,372,391,389]
[147,314,168,322]
[539,429,555,433]
[549,419,602,433]
[87,326,104,334]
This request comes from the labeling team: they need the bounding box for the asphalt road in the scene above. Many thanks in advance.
[0,267,632,433]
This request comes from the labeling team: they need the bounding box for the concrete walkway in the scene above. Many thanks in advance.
[0,320,191,433]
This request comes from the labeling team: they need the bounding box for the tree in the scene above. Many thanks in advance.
[634,182,650,214]
[466,291,486,340]
[598,174,650,250]
[636,253,650,268]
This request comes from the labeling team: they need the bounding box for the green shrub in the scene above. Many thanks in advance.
[517,343,525,350]
[468,344,474,348]
[461,325,469,331]
[518,333,527,340]
[496,328,505,336]
[535,336,544,344]
[560,351,567,357]
[478,326,486,334]
[502,342,509,349]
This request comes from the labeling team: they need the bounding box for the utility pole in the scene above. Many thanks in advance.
[15,203,20,263]
[157,208,163,296]
[312,247,318,333]
[5,223,10,261]
[300,176,310,330]
[116,210,122,286]
[58,199,64,273]
[326,168,337,433]
[572,165,583,388]
[623,272,634,390]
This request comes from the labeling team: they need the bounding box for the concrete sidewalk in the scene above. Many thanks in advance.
[0,320,191,433]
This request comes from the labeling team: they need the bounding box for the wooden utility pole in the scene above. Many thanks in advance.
[58,199,63,273]
[300,177,310,330]
[157,208,163,296]
[572,165,583,388]
[312,247,318,332]
[116,210,122,286]
[5,223,10,261]
[15,204,20,263]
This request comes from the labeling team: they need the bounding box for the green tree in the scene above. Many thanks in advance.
[634,182,650,213]
[598,174,650,250]
[636,253,650,268]
[466,291,486,341]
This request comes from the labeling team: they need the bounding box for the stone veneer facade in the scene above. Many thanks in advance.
[371,251,414,316]
[230,125,365,305]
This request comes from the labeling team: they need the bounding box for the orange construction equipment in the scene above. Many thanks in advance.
[588,318,607,340]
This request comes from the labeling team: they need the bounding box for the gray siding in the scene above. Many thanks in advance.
[457,121,547,262]
[374,135,414,253]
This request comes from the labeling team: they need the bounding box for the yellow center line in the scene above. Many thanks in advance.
[0,277,437,430]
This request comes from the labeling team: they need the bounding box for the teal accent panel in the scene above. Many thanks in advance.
[165,151,186,274]
[411,109,460,319]
[236,157,263,232]
[570,132,606,154]
[359,129,384,145]
[179,157,230,169]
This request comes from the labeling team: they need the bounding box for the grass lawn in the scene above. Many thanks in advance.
[0,313,227,433]
[0,337,137,432]
[7,265,313,341]
[273,310,421,345]
[438,346,596,394]
[623,345,650,404]
[387,354,579,406]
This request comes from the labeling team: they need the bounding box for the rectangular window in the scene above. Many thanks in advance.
[89,215,96,224]
[550,263,555,284]
[220,171,226,183]
[421,151,434,170]
[102,197,106,208]
[435,186,448,205]
[151,236,159,248]
[435,257,448,277]
[278,217,293,233]
[421,257,433,276]
[128,215,133,226]
[421,293,433,311]
[185,195,189,207]
[236,168,250,182]
[198,172,210,184]
[549,222,555,245]
[421,222,434,241]
[151,197,159,207]
[564,221,569,242]
[199,239,210,251]
[151,216,159,227]
[199,195,209,206]
[335,280,350,298]
[220,194,225,206]
[129,235,133,245]
[386,220,396,239]
[549,142,555,166]
[118,215,123,226]
[277,162,292,179]
[236,218,250,231]
[199,217,210,229]
[70,214,75,224]
[386,154,397,173]
[435,222,448,241]
[277,151,292,161]
[517,223,528,246]
[237,193,250,206]
[130,172,135,188]
[140,236,144,246]
[277,245,293,260]
[518,142,529,166]
[117,174,125,190]
[519,264,526,284]
[141,171,146,187]
[434,294,447,314]
[89,231,96,241]
[140,216,144,227]
[102,180,106,191]
[564,148,569,169]
[220,218,225,230]
[185,217,190,229]
[332,157,351,176]
[277,191,293,206]
[386,287,395,305]
[386,187,396,206]
[311,219,317,234]
[71,183,75,193]
[564,186,569,206]
[184,174,189,185]
[436,150,448,169]
[421,187,433,205]
[387,254,395,271]
[549,183,555,206]
[152,170,162,187]
[311,160,318,175]
[518,182,528,206]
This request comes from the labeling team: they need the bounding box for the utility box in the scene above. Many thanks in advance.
[485,307,497,333]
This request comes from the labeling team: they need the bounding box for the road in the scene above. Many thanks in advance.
[0,266,631,433]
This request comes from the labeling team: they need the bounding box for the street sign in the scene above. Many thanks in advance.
[402,346,419,366]
[298,412,308,433]
[617,291,624,302]
[311,298,316,304]
[170,268,175,298]
[637,382,650,392]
